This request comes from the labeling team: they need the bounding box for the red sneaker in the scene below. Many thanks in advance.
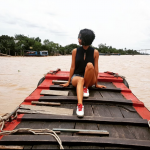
[76,104,84,117]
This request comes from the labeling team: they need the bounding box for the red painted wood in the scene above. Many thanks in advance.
[113,82,131,92]
[0,114,24,140]
[16,116,22,121]
[113,82,150,120]
[134,107,150,120]
[45,74,69,80]
[38,79,53,89]
[30,89,43,96]
[21,102,32,105]
[25,95,42,102]
[45,75,123,83]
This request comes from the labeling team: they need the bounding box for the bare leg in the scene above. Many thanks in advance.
[84,62,96,88]
[72,76,84,104]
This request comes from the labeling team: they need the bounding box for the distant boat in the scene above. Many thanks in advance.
[99,53,120,56]
[25,50,48,56]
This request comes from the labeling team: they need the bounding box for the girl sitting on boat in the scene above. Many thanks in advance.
[60,29,106,117]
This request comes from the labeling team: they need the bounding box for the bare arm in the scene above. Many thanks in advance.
[60,48,77,87]
[68,48,77,83]
[94,49,106,88]
[94,49,99,85]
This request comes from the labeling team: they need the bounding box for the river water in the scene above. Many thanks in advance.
[0,55,150,116]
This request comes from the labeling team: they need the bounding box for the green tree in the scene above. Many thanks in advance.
[0,35,15,55]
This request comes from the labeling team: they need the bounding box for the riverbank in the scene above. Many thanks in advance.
[0,55,150,116]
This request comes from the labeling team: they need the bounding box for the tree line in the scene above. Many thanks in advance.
[0,34,141,56]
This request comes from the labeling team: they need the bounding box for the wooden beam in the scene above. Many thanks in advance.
[40,90,69,96]
[31,101,61,106]
[52,80,68,85]
[2,106,19,121]
[1,135,150,148]
[53,128,109,135]
[17,114,148,126]
[0,146,23,149]
[39,96,144,107]
[50,85,122,92]
[18,105,73,116]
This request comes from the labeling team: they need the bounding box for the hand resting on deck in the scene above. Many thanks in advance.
[60,82,70,87]
[95,84,106,88]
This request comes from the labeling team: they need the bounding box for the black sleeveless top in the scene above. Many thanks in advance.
[74,46,95,75]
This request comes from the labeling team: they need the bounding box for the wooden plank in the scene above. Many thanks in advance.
[18,114,148,126]
[15,121,74,136]
[93,104,112,117]
[23,145,33,149]
[77,131,109,135]
[84,104,94,116]
[1,135,150,148]
[53,128,109,135]
[107,105,124,118]
[31,101,61,106]
[119,106,141,119]
[70,145,104,149]
[15,121,37,129]
[126,125,150,140]
[18,105,73,116]
[17,109,72,116]
[113,125,135,139]
[32,144,70,149]
[105,146,136,149]
[98,124,119,138]
[109,91,126,99]
[39,96,143,106]
[40,90,69,96]
[89,91,103,98]
[58,103,77,115]
[0,146,23,149]
[73,103,104,149]
[107,103,137,140]
[99,82,116,88]
[50,85,122,92]
[68,90,77,96]
[32,145,59,149]
[94,103,136,143]
[100,91,112,98]
[52,80,68,85]
[118,105,136,112]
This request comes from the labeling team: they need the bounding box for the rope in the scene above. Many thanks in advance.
[0,116,5,131]
[11,112,18,121]
[104,71,125,79]
[113,73,125,79]
[0,128,64,149]
[148,120,150,128]
[0,112,18,131]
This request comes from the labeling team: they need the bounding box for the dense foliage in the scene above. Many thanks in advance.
[0,34,141,56]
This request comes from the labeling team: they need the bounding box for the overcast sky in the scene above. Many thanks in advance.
[1,0,150,51]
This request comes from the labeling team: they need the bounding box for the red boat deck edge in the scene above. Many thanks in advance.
[113,82,150,120]
[0,114,24,140]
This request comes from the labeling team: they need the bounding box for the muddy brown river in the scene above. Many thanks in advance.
[0,55,150,116]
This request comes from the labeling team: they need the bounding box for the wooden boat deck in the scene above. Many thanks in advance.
[0,70,150,149]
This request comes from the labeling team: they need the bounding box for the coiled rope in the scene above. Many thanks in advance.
[0,128,64,149]
[0,116,5,131]
[0,112,18,131]
[0,111,64,149]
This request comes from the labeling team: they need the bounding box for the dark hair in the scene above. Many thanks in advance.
[78,29,95,46]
